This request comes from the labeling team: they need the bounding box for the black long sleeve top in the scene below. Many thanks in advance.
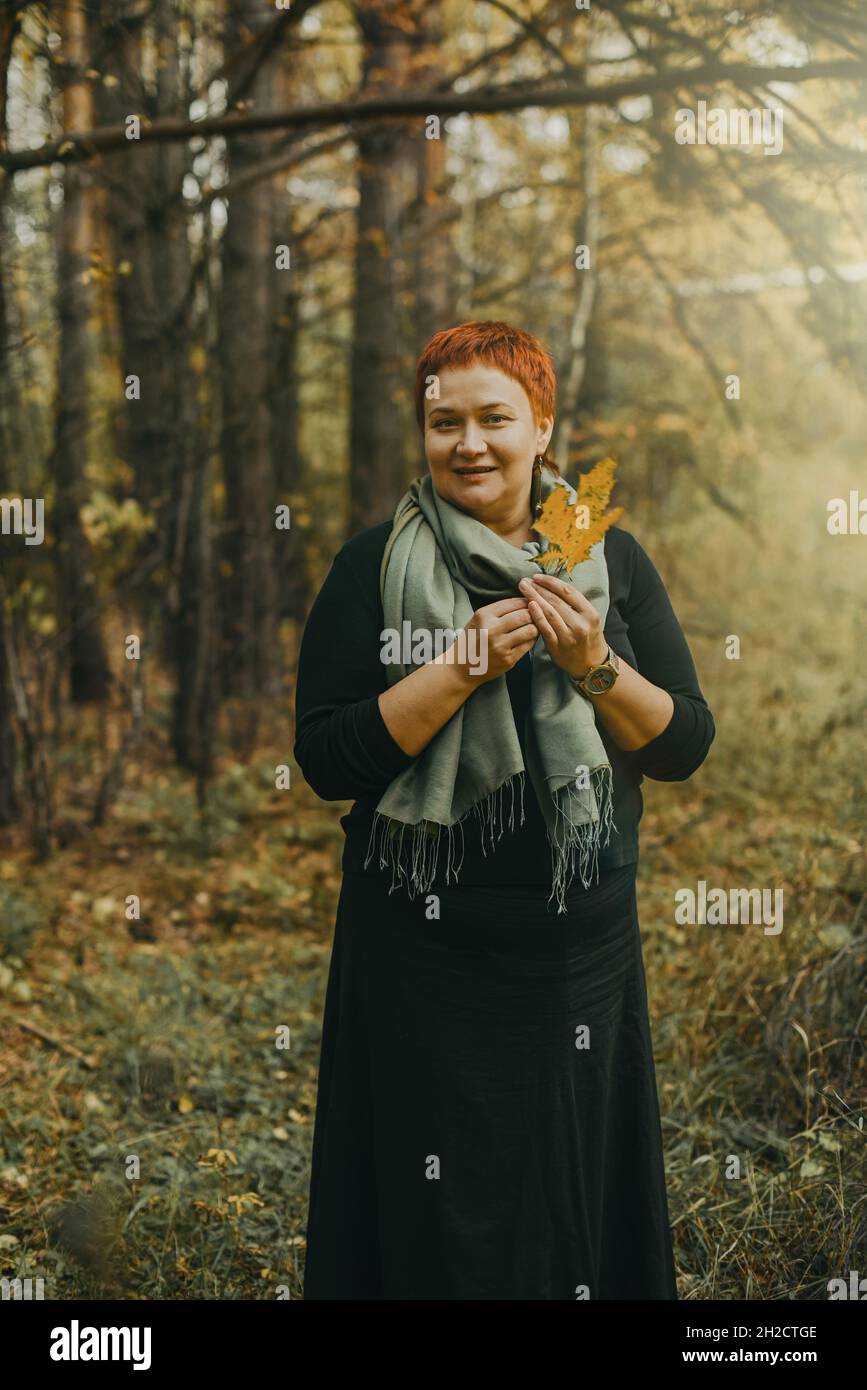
[293,521,715,886]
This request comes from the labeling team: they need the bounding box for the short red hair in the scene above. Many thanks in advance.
[414,320,559,469]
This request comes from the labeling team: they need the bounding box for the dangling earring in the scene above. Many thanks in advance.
[531,455,544,519]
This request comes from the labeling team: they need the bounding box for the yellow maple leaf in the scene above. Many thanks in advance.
[535,457,624,570]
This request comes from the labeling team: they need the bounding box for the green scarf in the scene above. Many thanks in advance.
[364,462,615,914]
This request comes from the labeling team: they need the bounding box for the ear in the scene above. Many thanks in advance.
[536,414,554,455]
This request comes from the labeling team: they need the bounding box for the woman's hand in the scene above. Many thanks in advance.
[517,573,608,680]
[457,598,539,686]
[379,599,538,756]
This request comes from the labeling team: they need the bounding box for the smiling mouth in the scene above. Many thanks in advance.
[454,465,496,475]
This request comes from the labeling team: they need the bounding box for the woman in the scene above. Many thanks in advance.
[294,320,715,1300]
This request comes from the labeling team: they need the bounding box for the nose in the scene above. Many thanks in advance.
[456,423,487,457]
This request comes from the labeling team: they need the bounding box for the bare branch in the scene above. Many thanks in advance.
[3,58,863,174]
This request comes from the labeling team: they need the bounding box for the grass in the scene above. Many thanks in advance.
[0,579,865,1299]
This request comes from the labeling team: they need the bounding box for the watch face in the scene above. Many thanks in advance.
[585,666,616,694]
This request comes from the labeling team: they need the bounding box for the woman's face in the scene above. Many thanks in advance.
[423,363,554,530]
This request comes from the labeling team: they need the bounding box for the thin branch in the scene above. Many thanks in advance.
[3,58,863,174]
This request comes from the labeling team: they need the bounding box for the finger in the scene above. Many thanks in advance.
[522,572,575,628]
[532,573,596,615]
[499,606,537,633]
[524,586,571,643]
[527,579,596,639]
[506,622,540,650]
[525,597,559,646]
[488,597,533,616]
[528,582,573,619]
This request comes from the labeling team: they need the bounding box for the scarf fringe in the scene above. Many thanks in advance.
[547,763,616,916]
[362,765,616,916]
[363,770,527,898]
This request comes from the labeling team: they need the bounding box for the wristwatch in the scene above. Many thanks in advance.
[570,646,621,697]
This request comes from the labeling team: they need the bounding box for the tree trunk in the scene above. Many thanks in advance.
[411,4,457,355]
[0,8,20,821]
[170,423,216,777]
[269,62,309,626]
[220,0,280,702]
[554,36,601,473]
[0,593,17,825]
[172,211,219,776]
[52,0,110,703]
[408,3,457,472]
[93,1,195,628]
[348,0,420,534]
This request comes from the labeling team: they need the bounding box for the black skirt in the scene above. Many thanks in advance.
[303,861,678,1300]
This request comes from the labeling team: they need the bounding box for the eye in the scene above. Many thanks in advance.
[484,414,509,424]
[432,418,458,428]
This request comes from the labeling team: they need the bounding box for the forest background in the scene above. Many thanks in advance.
[0,0,864,1300]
